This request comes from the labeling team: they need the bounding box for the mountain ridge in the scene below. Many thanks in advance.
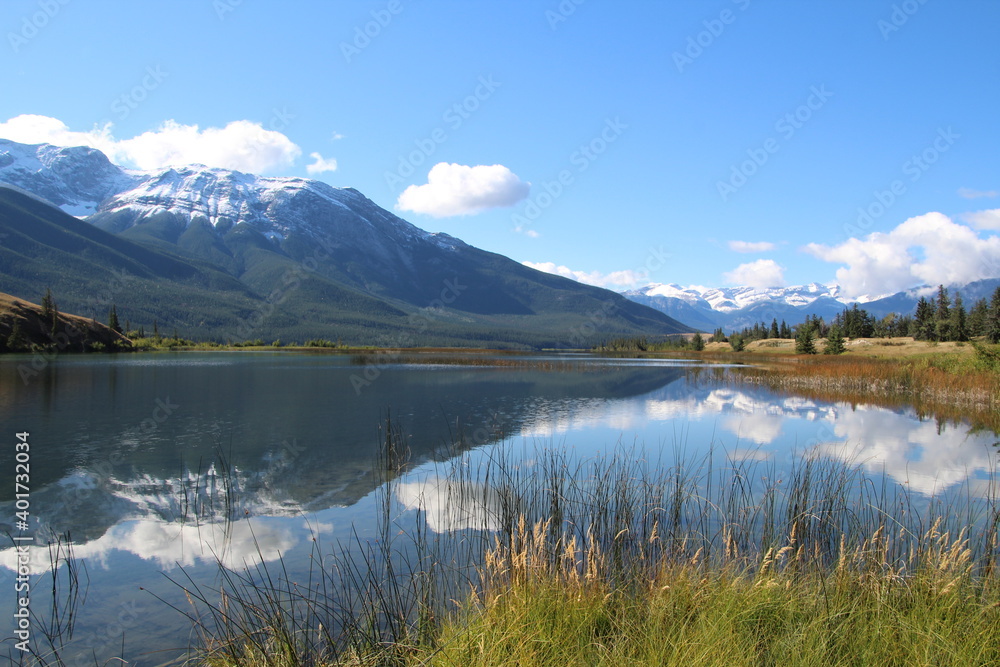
[623,280,1000,332]
[0,138,691,347]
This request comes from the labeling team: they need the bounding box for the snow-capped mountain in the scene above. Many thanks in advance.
[0,138,135,216]
[625,283,874,332]
[0,137,457,249]
[639,282,842,312]
[624,279,1000,333]
[0,138,690,346]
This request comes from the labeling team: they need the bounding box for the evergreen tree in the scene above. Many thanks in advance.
[914,297,934,341]
[873,313,894,338]
[153,319,160,341]
[41,288,54,322]
[769,318,779,338]
[108,304,122,334]
[987,287,1000,344]
[824,326,847,355]
[968,298,989,338]
[40,287,59,335]
[6,321,27,352]
[711,327,727,343]
[729,334,746,352]
[893,315,913,338]
[779,320,791,338]
[795,326,817,354]
[948,292,968,342]
[691,332,705,351]
[933,285,951,341]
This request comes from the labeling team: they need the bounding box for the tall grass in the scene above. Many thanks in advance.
[722,350,1000,432]
[173,422,1000,666]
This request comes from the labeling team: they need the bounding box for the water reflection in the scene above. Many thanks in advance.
[0,353,996,663]
[816,406,998,495]
[0,516,299,575]
[396,478,503,532]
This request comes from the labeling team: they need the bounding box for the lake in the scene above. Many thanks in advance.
[1,351,997,664]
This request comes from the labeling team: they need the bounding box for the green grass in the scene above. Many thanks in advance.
[426,518,1000,666]
[165,425,1000,667]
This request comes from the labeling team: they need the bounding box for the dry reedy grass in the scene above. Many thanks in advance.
[178,432,1000,667]
[720,350,1000,432]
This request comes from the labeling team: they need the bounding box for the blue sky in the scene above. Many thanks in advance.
[1,0,998,298]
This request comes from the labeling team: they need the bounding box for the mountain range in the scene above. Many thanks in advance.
[623,279,1000,333]
[0,138,690,348]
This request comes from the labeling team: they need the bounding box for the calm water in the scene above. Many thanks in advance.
[0,352,997,663]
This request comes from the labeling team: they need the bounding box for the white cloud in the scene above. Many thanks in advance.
[522,261,648,289]
[958,187,998,199]
[306,151,338,175]
[0,114,118,155]
[728,240,776,253]
[0,114,302,174]
[804,212,1000,299]
[723,259,785,288]
[962,208,1000,231]
[396,162,530,218]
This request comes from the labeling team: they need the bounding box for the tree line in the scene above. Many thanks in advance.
[716,285,1000,354]
[598,285,1000,355]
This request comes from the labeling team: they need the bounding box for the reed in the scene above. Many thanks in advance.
[722,349,1000,432]
[173,424,1000,666]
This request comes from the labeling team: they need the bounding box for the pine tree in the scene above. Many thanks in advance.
[933,285,951,341]
[824,326,846,355]
[108,305,121,334]
[779,320,791,338]
[691,332,705,351]
[6,320,27,352]
[968,298,989,339]
[729,334,745,352]
[50,301,59,336]
[987,287,1000,344]
[41,288,54,322]
[40,287,59,336]
[914,297,934,341]
[795,326,817,354]
[948,292,968,342]
[769,318,779,339]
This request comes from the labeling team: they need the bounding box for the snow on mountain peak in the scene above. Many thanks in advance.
[0,138,135,216]
[629,282,844,315]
